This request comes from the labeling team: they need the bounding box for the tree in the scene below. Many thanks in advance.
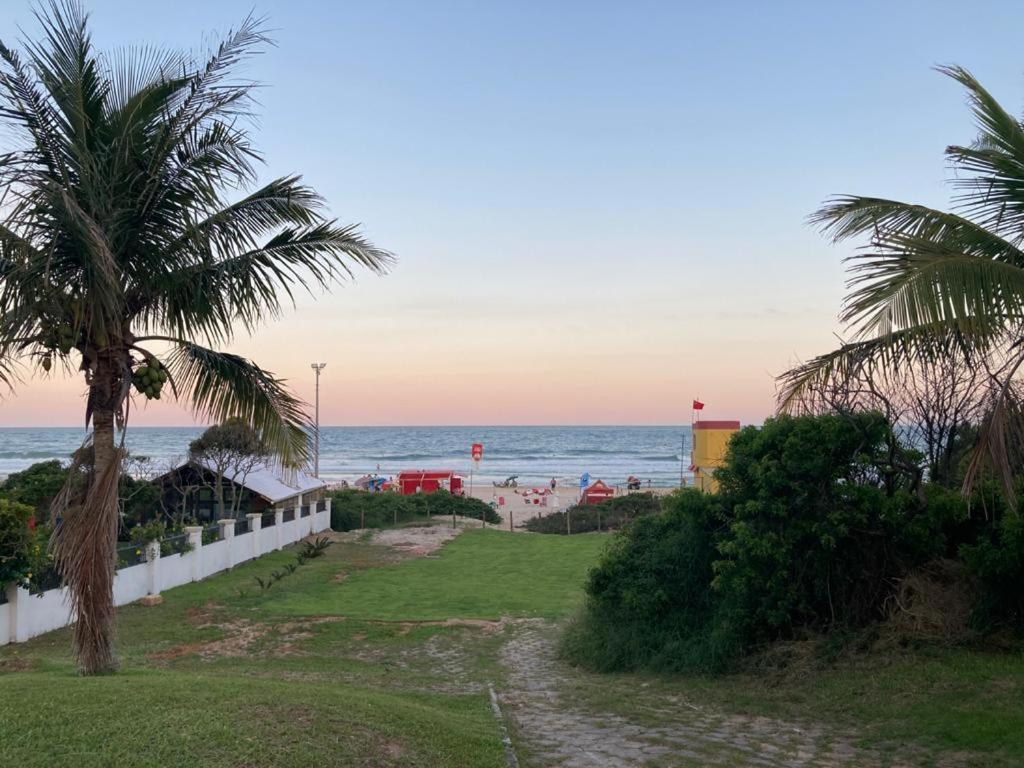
[188,418,267,519]
[778,65,1024,499]
[0,4,390,673]
[786,352,987,488]
[1,460,67,519]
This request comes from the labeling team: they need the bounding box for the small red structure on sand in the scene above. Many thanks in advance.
[580,479,615,505]
[396,470,464,496]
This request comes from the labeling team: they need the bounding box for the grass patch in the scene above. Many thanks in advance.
[0,527,607,767]
[263,529,609,621]
[0,668,499,768]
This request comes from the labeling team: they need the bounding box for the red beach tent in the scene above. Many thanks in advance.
[580,480,615,505]
[396,470,464,496]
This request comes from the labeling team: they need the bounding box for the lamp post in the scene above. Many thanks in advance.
[311,363,326,477]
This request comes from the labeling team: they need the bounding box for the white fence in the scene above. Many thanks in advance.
[0,500,331,646]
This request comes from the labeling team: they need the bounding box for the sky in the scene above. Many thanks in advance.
[1,1,1024,426]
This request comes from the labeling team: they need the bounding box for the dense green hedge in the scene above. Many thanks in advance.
[329,489,500,531]
[563,413,1023,674]
[524,493,662,534]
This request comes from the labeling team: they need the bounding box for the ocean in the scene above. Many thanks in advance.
[0,425,692,488]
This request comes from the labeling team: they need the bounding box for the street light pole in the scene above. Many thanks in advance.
[311,363,326,477]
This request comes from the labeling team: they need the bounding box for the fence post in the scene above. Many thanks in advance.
[274,507,284,550]
[7,582,30,643]
[145,540,161,596]
[219,518,236,568]
[247,513,261,559]
[186,525,203,581]
[324,497,332,533]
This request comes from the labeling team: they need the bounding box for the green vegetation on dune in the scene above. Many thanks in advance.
[329,489,501,530]
[264,529,609,621]
[524,492,662,535]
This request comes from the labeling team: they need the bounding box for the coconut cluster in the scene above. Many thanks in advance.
[42,322,76,354]
[133,359,168,400]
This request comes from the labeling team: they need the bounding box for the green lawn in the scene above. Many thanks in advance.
[264,528,608,620]
[0,528,608,767]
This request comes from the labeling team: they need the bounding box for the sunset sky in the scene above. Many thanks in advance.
[2,1,1024,426]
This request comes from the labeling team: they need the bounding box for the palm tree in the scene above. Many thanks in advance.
[0,3,391,673]
[778,65,1024,493]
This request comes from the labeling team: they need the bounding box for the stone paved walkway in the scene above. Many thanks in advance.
[496,623,957,768]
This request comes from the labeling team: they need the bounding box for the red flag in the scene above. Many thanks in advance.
[692,399,705,410]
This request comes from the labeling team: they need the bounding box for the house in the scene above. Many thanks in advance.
[395,470,464,496]
[154,459,327,522]
[580,480,615,505]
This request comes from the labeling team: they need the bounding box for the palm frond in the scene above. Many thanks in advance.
[936,65,1024,240]
[777,318,1008,414]
[843,241,1024,336]
[163,340,310,466]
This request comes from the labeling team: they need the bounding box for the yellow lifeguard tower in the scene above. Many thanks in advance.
[691,420,740,492]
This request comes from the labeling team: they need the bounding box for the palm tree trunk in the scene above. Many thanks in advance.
[77,405,120,674]
[53,361,122,675]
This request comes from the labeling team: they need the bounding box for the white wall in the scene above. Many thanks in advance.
[1,498,331,646]
[113,562,150,606]
[203,539,230,578]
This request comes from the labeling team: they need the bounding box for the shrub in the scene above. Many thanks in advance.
[329,489,499,531]
[128,520,193,557]
[960,513,1024,630]
[563,413,973,675]
[525,493,662,535]
[0,497,38,586]
[711,415,953,643]
[0,458,158,527]
[561,489,723,671]
[1,460,67,520]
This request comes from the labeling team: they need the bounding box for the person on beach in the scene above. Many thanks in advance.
[550,477,557,491]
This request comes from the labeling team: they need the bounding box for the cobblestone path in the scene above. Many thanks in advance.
[496,623,959,768]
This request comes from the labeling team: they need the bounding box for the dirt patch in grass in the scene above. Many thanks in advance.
[185,600,224,626]
[0,656,34,673]
[149,616,346,661]
[370,525,464,557]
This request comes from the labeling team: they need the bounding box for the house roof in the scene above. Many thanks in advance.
[191,459,326,504]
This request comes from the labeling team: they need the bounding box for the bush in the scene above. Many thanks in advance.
[1,460,67,520]
[0,458,161,528]
[525,493,662,535]
[329,489,500,531]
[561,489,723,671]
[0,497,38,586]
[127,520,193,557]
[563,413,974,675]
[711,415,953,643]
[960,513,1024,630]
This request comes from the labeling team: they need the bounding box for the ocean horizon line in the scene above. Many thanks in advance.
[0,423,702,430]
